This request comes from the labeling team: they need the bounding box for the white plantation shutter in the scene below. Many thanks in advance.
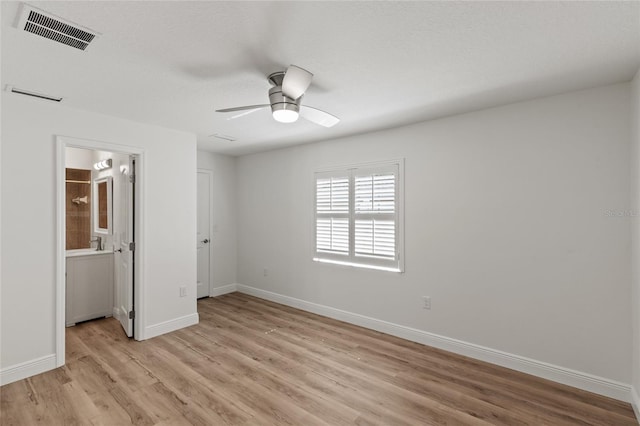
[354,173,395,213]
[314,161,402,271]
[315,175,350,258]
[316,176,349,213]
[316,218,349,252]
[354,171,396,261]
[355,219,395,257]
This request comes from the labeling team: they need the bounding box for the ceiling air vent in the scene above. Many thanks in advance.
[16,4,99,51]
[209,134,237,142]
[5,85,62,102]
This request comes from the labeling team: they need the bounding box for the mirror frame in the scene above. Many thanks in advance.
[93,176,113,235]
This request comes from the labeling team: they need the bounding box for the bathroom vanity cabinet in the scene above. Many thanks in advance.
[65,251,114,326]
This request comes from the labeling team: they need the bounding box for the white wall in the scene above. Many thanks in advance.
[236,83,632,386]
[65,146,94,170]
[630,68,640,413]
[1,93,198,374]
[197,151,237,290]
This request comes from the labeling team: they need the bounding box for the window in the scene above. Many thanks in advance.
[314,160,403,272]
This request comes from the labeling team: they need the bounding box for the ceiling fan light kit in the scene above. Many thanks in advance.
[216,65,340,128]
[269,80,301,123]
[272,108,299,123]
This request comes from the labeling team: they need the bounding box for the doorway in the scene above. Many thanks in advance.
[197,169,213,299]
[56,136,144,368]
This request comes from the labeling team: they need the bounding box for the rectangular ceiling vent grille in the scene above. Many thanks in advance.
[5,85,63,102]
[16,5,98,51]
[209,134,237,142]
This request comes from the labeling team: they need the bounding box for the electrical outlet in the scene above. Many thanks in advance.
[263,268,268,277]
[180,286,187,297]
[423,296,431,310]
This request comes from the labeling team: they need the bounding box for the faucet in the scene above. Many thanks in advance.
[90,236,103,251]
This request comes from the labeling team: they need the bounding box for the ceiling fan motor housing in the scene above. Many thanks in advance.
[268,85,301,115]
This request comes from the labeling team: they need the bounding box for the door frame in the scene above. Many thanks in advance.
[55,136,145,368]
[197,168,214,298]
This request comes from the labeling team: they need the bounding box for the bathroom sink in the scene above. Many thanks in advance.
[66,248,113,257]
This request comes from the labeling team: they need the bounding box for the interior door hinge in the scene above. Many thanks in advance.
[128,310,135,320]
[129,242,135,251]
[129,174,136,184]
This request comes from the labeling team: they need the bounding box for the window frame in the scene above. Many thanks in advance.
[313,159,404,273]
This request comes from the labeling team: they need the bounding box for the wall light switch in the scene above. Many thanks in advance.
[180,286,187,297]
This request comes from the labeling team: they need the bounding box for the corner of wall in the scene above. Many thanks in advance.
[632,67,640,422]
[632,386,640,423]
[0,354,57,386]
[143,312,199,340]
[210,283,237,297]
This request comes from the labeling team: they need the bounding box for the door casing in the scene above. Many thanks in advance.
[197,169,214,298]
[55,136,144,368]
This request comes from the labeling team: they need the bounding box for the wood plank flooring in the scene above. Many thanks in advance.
[1,292,637,425]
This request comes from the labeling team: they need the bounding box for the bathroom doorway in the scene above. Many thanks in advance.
[56,137,144,367]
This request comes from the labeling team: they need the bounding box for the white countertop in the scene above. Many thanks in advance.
[66,248,113,258]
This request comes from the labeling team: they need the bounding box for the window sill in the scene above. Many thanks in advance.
[313,257,403,273]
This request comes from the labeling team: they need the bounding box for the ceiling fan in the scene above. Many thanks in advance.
[215,65,340,127]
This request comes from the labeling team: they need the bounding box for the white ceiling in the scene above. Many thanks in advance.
[2,1,639,156]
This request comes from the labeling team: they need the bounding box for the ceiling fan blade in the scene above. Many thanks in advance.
[300,106,340,128]
[228,108,265,120]
[282,65,313,99]
[215,104,269,113]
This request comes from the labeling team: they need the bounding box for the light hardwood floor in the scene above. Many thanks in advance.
[1,292,637,425]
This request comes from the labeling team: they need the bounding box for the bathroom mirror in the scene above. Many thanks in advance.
[93,176,113,235]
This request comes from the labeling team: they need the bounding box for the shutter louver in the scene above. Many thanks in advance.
[316,177,349,212]
[355,174,395,213]
[316,218,349,253]
[355,219,395,258]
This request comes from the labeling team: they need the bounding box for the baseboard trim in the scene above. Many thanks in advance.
[235,284,632,402]
[632,386,640,423]
[0,354,57,386]
[210,284,238,297]
[144,313,199,340]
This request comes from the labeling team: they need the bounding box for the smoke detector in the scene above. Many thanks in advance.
[15,4,99,51]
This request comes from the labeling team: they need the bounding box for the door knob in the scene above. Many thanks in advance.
[202,239,209,244]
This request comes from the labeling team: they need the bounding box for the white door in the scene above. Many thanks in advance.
[114,156,135,337]
[197,171,211,299]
